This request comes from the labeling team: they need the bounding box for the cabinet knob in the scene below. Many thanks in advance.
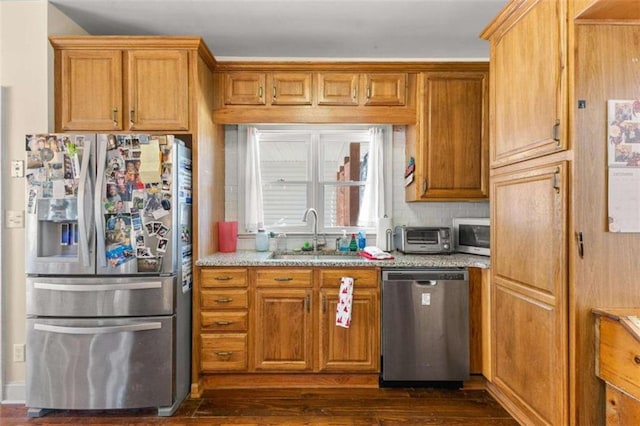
[214,276,233,281]
[129,108,135,124]
[112,108,118,127]
[274,277,293,282]
[215,297,232,303]
[215,321,233,326]
[634,355,640,365]
[215,351,233,359]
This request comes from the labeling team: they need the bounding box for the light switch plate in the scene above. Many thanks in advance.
[10,160,24,178]
[5,210,24,228]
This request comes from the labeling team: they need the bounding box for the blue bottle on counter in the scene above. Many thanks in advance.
[357,230,366,250]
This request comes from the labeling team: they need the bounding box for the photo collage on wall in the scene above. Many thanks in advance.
[103,134,174,270]
[607,100,640,232]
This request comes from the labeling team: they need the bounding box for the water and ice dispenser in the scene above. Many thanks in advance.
[35,199,78,257]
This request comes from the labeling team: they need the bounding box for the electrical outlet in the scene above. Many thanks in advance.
[5,210,24,228]
[13,343,25,362]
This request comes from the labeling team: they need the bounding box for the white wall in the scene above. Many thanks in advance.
[0,0,86,403]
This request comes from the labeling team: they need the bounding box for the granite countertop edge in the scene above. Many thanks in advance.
[196,251,490,269]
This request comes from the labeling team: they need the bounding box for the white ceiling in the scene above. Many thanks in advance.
[48,0,508,61]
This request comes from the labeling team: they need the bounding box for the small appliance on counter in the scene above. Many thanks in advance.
[452,217,490,256]
[393,226,452,254]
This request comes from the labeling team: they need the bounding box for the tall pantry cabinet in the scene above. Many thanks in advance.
[483,0,640,425]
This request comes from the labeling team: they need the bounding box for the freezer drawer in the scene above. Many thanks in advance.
[26,276,174,317]
[26,316,174,410]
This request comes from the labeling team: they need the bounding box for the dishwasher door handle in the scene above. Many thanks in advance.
[416,280,438,286]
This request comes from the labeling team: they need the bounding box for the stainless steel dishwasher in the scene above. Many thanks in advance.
[381,268,469,386]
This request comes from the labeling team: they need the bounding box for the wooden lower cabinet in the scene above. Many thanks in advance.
[253,287,314,371]
[318,287,379,372]
[253,267,380,373]
[197,268,249,375]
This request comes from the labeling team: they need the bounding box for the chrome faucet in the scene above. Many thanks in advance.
[302,207,319,252]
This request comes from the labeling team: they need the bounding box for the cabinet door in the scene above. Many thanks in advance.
[417,72,489,200]
[271,72,313,105]
[317,72,359,105]
[253,288,313,371]
[364,73,406,106]
[490,0,566,167]
[126,50,189,131]
[224,72,266,105]
[318,288,379,372]
[490,161,568,425]
[58,50,123,131]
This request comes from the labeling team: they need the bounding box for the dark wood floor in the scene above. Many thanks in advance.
[0,386,517,425]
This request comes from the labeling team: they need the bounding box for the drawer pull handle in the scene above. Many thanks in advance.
[215,321,233,326]
[634,355,640,365]
[215,351,233,358]
[215,276,233,281]
[215,298,233,303]
[274,277,293,282]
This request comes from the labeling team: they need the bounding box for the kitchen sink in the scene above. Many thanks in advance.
[267,253,367,262]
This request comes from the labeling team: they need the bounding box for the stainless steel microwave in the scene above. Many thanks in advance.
[452,218,490,256]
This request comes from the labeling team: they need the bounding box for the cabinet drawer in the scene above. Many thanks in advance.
[255,269,313,287]
[200,333,247,371]
[201,311,248,331]
[201,268,247,288]
[201,289,248,309]
[598,317,640,399]
[318,269,379,288]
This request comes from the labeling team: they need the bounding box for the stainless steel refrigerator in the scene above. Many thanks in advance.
[24,133,192,417]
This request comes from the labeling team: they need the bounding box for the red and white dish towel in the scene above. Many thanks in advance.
[336,277,354,328]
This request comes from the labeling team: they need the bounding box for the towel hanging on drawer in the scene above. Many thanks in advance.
[336,277,354,328]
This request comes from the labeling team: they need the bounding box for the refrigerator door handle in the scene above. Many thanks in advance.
[94,138,107,268]
[77,137,92,267]
[33,281,163,292]
[34,322,162,335]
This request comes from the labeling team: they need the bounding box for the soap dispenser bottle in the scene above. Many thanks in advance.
[349,233,358,251]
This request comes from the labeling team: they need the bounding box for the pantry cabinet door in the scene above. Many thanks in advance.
[490,160,568,426]
[490,0,567,167]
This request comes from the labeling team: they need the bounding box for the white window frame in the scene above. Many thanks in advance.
[237,124,392,236]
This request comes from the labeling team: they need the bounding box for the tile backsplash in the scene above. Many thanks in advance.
[224,125,488,250]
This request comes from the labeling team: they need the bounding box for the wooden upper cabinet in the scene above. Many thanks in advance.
[482,0,567,167]
[364,73,407,106]
[271,72,313,105]
[58,50,123,131]
[54,42,191,132]
[317,72,359,106]
[406,71,489,201]
[224,72,312,105]
[224,71,266,105]
[126,50,189,131]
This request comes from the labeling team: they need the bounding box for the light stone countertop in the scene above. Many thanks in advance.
[196,250,490,269]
